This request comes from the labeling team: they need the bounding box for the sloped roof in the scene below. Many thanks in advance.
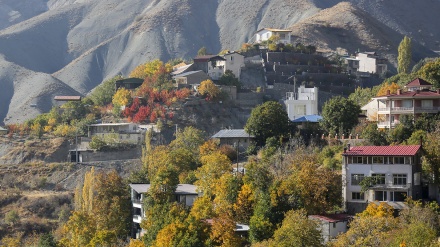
[405,78,433,87]
[309,214,352,223]
[292,115,322,123]
[129,184,198,194]
[194,55,225,62]
[212,129,254,138]
[171,63,193,76]
[173,70,206,78]
[375,90,440,99]
[342,145,421,156]
[255,28,291,33]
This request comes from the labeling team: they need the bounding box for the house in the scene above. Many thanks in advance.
[172,70,210,87]
[342,144,423,214]
[361,99,385,121]
[87,123,144,144]
[0,126,7,135]
[309,214,351,243]
[284,85,318,121]
[373,78,440,129]
[356,52,387,74]
[212,129,254,152]
[254,28,292,44]
[192,53,244,81]
[223,51,245,79]
[115,78,144,91]
[129,183,199,239]
[193,55,227,80]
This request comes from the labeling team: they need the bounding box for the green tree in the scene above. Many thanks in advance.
[398,36,412,74]
[89,75,121,106]
[218,70,241,89]
[5,210,19,226]
[349,86,376,106]
[245,101,291,146]
[362,122,389,146]
[417,58,440,88]
[37,233,57,247]
[320,96,360,135]
[268,209,323,247]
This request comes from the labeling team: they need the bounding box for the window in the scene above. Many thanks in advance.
[351,174,365,185]
[422,100,433,108]
[394,157,405,164]
[373,157,384,164]
[393,174,407,185]
[386,157,394,164]
[375,191,387,201]
[402,100,413,108]
[372,174,386,185]
[390,191,407,201]
[353,156,363,164]
[352,192,365,200]
[404,156,411,164]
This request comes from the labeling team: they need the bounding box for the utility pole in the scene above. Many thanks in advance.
[75,129,78,164]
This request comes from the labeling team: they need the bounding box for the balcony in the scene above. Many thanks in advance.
[370,183,408,190]
[377,122,396,129]
[378,106,440,114]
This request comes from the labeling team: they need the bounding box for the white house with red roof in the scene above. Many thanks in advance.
[372,78,440,129]
[342,144,423,214]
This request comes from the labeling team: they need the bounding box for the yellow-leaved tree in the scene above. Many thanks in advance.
[112,87,132,107]
[129,59,173,79]
[198,79,221,100]
[376,82,401,96]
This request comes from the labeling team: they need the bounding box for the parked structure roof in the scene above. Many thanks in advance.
[212,129,254,138]
[342,145,421,156]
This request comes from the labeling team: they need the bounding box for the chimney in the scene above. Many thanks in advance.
[386,90,390,95]
[397,89,402,95]
[347,143,351,151]
[437,89,440,94]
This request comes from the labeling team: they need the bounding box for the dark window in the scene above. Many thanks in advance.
[393,174,407,185]
[352,192,365,200]
[375,191,387,201]
[391,191,407,201]
[351,174,365,185]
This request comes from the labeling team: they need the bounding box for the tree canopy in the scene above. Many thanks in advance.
[320,96,360,135]
[245,101,291,145]
[398,36,412,74]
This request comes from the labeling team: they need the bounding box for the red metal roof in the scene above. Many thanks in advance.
[309,214,352,223]
[405,78,433,87]
[343,145,421,156]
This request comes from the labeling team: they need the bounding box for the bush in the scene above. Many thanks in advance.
[5,210,20,226]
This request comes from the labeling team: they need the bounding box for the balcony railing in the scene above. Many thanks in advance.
[378,107,440,112]
[370,183,408,189]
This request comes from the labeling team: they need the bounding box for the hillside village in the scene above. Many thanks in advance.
[1,25,440,246]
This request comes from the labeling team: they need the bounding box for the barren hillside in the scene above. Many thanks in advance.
[0,0,439,124]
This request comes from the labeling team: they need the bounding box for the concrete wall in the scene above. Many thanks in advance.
[77,147,142,162]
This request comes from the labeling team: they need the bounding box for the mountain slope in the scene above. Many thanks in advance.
[0,0,439,124]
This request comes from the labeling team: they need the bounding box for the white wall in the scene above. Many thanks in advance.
[357,53,377,73]
[344,163,413,203]
[224,53,244,78]
[284,86,318,120]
